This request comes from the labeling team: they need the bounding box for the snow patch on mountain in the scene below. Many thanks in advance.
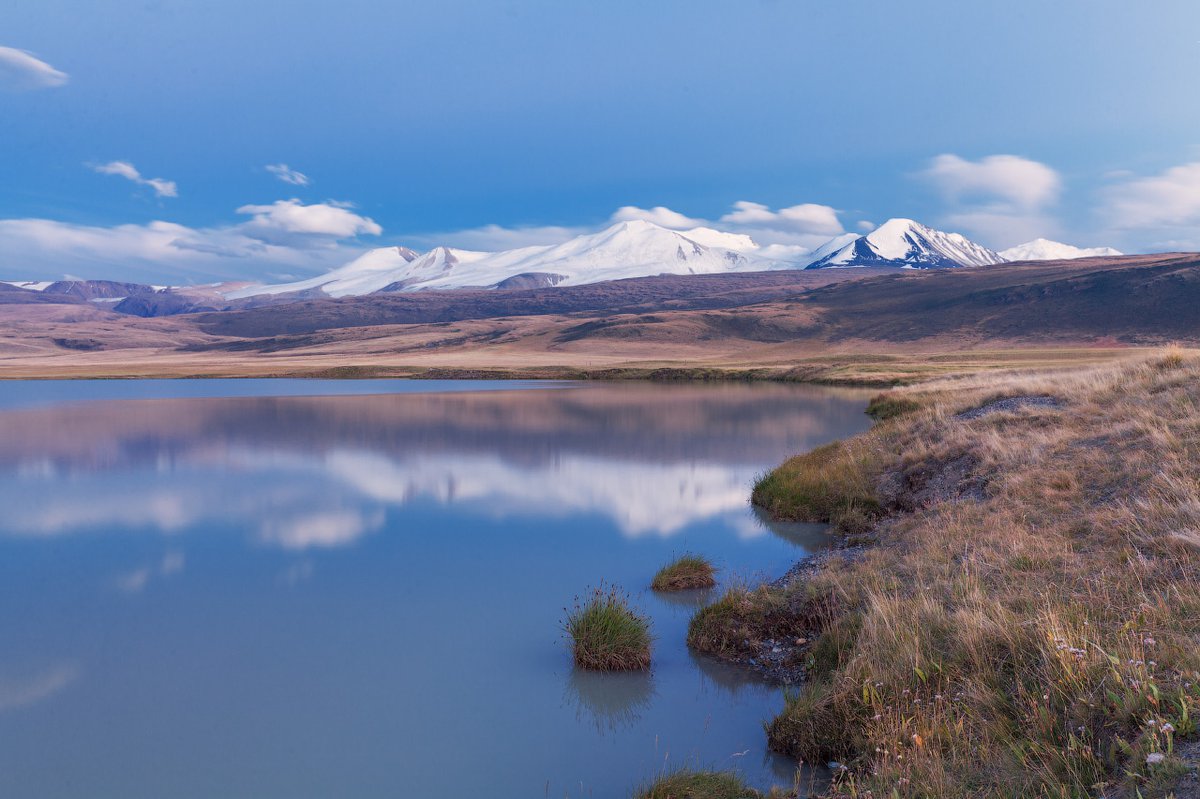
[999,238,1122,262]
[806,218,1002,269]
[228,220,790,298]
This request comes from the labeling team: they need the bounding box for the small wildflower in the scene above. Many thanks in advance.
[1162,722,1176,734]
[1147,752,1166,765]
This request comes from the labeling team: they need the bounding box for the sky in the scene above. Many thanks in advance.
[2,0,1200,284]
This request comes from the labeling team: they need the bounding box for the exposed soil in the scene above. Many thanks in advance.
[955,394,1063,420]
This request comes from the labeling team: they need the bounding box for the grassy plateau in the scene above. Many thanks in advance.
[693,348,1200,798]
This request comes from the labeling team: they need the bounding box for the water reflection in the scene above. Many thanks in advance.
[0,383,870,541]
[0,381,872,799]
[749,506,833,550]
[565,668,657,735]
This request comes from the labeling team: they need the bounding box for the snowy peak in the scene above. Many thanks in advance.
[806,218,1002,270]
[999,239,1122,262]
[224,217,1021,300]
[225,220,792,298]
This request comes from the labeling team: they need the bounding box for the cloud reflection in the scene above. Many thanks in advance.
[0,384,871,545]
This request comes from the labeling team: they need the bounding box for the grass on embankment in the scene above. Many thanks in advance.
[635,769,793,799]
[751,440,883,535]
[727,348,1200,797]
[652,554,717,591]
[564,585,653,671]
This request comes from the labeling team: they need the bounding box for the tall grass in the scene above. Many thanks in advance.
[742,350,1200,797]
[564,585,652,671]
[652,554,717,591]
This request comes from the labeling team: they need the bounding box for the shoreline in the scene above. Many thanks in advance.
[0,346,1149,387]
[682,349,1200,798]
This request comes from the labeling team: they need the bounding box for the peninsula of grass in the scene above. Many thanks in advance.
[717,350,1200,798]
[635,768,785,799]
[651,554,717,591]
[750,439,884,535]
[564,585,652,671]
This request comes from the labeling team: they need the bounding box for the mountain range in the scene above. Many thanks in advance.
[2,217,1122,315]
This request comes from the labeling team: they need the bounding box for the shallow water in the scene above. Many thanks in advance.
[0,380,872,798]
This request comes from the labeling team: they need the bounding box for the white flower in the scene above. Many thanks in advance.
[1147,752,1166,765]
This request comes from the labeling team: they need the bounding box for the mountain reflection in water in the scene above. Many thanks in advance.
[0,381,870,798]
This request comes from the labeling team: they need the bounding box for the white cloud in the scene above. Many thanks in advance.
[0,207,379,284]
[236,198,381,240]
[266,163,311,186]
[718,201,844,236]
[857,220,877,232]
[92,161,178,199]
[610,201,844,247]
[259,509,384,550]
[939,210,1058,250]
[114,566,153,593]
[610,205,705,229]
[0,663,79,713]
[1100,161,1200,230]
[0,46,67,91]
[114,551,185,593]
[923,154,1061,209]
[411,222,586,252]
[921,154,1062,247]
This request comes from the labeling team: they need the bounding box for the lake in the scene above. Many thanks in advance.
[0,379,873,798]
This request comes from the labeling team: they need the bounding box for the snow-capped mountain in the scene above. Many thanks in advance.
[11,217,1069,306]
[228,220,790,299]
[999,239,1122,262]
[805,218,1002,270]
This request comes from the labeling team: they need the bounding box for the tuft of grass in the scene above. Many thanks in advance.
[1154,342,1187,371]
[652,554,717,591]
[687,583,839,662]
[564,585,653,671]
[864,392,921,421]
[634,768,785,799]
[751,440,883,533]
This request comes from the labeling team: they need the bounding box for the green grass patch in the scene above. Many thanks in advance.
[864,391,921,420]
[652,554,717,591]
[634,769,765,799]
[564,585,652,671]
[751,441,882,532]
[687,584,815,660]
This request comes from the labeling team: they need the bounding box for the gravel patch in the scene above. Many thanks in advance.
[955,394,1062,420]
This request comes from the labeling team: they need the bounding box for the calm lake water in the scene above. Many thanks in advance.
[0,380,872,798]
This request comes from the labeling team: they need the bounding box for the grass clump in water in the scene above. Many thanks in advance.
[635,768,784,799]
[564,584,652,671]
[651,554,717,591]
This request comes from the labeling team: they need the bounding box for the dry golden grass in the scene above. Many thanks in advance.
[739,349,1200,798]
[651,554,718,591]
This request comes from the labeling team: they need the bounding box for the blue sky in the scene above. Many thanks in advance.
[2,0,1200,283]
